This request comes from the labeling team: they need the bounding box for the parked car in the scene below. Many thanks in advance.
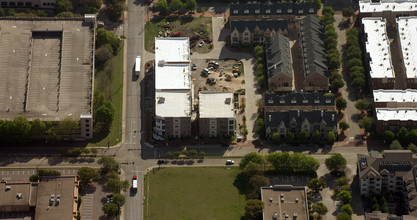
[201,68,211,77]
[206,78,216,85]
[171,32,181,37]
[226,160,235,165]
[208,61,219,66]
[106,194,113,203]
[192,64,197,70]
[203,37,212,43]
[198,41,204,47]
[189,35,199,41]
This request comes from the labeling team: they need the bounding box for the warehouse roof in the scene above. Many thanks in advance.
[362,17,395,79]
[199,92,234,118]
[397,17,417,78]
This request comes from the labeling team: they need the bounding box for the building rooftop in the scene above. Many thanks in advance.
[155,91,191,118]
[199,92,234,118]
[265,110,337,129]
[300,16,328,78]
[0,181,36,211]
[0,18,94,121]
[359,0,417,13]
[373,89,417,102]
[155,37,191,90]
[35,176,78,220]
[264,91,334,107]
[230,2,316,17]
[362,17,395,79]
[230,20,288,34]
[266,33,292,79]
[397,17,417,78]
[376,108,417,121]
[261,185,308,220]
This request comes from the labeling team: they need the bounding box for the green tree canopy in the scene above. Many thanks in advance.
[184,0,197,11]
[331,78,345,93]
[327,131,336,144]
[298,130,309,143]
[240,152,265,169]
[286,132,295,143]
[249,175,269,191]
[96,28,121,54]
[390,140,403,150]
[112,193,126,207]
[339,122,349,133]
[351,77,365,90]
[57,116,79,138]
[244,200,264,220]
[337,190,352,204]
[12,116,31,138]
[77,167,100,185]
[384,130,395,144]
[341,204,353,216]
[56,0,73,13]
[169,0,183,12]
[312,130,322,144]
[358,117,372,133]
[325,153,347,172]
[98,155,120,174]
[155,0,168,14]
[342,7,355,17]
[337,211,351,220]
[312,202,328,217]
[30,119,46,139]
[271,132,281,144]
[307,178,327,193]
[102,203,118,216]
[355,99,370,113]
[336,97,347,113]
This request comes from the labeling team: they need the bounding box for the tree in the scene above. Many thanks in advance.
[355,99,370,114]
[240,152,265,169]
[57,116,79,138]
[199,151,206,158]
[406,129,417,145]
[271,132,281,144]
[397,127,409,142]
[325,153,347,172]
[102,203,118,216]
[107,178,122,193]
[169,0,183,13]
[245,161,263,176]
[29,175,39,182]
[257,75,265,87]
[347,58,362,69]
[255,118,265,137]
[244,200,264,220]
[314,0,321,9]
[327,131,336,144]
[331,78,345,93]
[56,11,78,17]
[339,122,349,134]
[337,212,351,220]
[95,45,113,67]
[112,193,126,207]
[312,130,322,144]
[189,149,197,157]
[337,190,352,204]
[84,0,102,9]
[249,175,269,191]
[96,28,121,54]
[29,118,46,139]
[91,148,98,155]
[329,56,341,70]
[184,0,197,12]
[342,7,355,18]
[322,7,335,16]
[98,155,120,174]
[358,117,372,133]
[390,140,403,150]
[346,46,362,60]
[307,178,327,193]
[0,7,4,17]
[341,204,353,215]
[384,130,395,144]
[107,1,124,22]
[12,116,31,138]
[298,130,309,143]
[56,0,73,13]
[77,167,100,185]
[95,102,114,132]
[336,97,347,113]
[408,143,417,153]
[351,77,365,90]
[312,202,328,217]
[155,0,168,14]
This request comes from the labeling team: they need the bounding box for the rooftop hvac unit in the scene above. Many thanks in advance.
[158,60,165,67]
[5,186,11,191]
[225,98,232,104]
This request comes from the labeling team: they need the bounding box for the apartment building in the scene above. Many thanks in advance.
[359,0,417,25]
[375,108,417,135]
[153,38,192,140]
[362,17,395,90]
[265,33,293,91]
[373,89,417,108]
[357,150,417,217]
[264,110,337,138]
[198,92,235,138]
[397,17,417,89]
[230,20,287,46]
[263,91,334,113]
[300,16,329,91]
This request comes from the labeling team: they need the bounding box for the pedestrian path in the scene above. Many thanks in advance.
[81,193,94,220]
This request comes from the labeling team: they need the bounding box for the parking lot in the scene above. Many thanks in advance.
[0,169,78,182]
[191,58,245,98]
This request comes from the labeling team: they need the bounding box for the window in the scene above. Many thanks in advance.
[10,2,16,6]
[17,2,24,6]
[314,99,320,103]
[244,32,249,36]
[298,9,303,13]
[86,124,89,128]
[233,10,238,14]
[309,82,314,86]
[255,9,260,13]
[86,119,90,123]
[244,10,249,14]
[283,82,289,87]
[229,126,234,129]
[276,9,281,13]
[325,99,331,103]
[280,100,285,104]
[287,9,293,13]
[1,2,7,6]
[86,133,90,137]
[309,8,314,13]
[291,99,296,104]
[303,99,308,104]
[86,129,90,132]
[266,9,271,13]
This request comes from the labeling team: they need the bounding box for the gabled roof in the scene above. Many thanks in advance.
[264,91,334,107]
[230,2,317,17]
[230,20,288,33]
[266,33,292,79]
[300,16,328,77]
[265,110,337,129]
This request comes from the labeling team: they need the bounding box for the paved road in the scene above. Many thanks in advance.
[335,13,362,141]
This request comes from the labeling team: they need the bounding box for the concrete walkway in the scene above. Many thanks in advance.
[335,13,362,141]
[81,193,94,220]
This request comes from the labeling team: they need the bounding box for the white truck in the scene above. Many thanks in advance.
[135,56,141,76]
[132,175,138,192]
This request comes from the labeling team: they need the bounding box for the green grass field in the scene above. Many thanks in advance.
[88,46,124,147]
[145,17,212,53]
[144,167,246,220]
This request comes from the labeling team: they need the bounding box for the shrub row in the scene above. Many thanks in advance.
[346,28,366,91]
[254,45,266,87]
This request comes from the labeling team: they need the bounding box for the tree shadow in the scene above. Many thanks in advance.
[233,172,249,195]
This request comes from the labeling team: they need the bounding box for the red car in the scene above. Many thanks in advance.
[171,32,181,37]
[203,37,212,43]
[189,35,200,41]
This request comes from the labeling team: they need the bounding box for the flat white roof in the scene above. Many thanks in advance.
[155,91,191,118]
[155,37,191,90]
[373,89,417,102]
[397,17,417,78]
[359,0,417,13]
[376,108,417,121]
[362,18,395,79]
[199,92,234,118]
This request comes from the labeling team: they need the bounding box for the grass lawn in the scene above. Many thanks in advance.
[145,17,212,53]
[88,46,124,147]
[144,167,246,220]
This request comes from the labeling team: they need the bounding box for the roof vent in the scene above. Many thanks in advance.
[5,186,11,191]
[273,212,278,220]
[16,193,23,200]
[295,197,299,203]
[225,98,231,104]
[281,197,284,203]
[270,197,273,203]
[158,97,165,103]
